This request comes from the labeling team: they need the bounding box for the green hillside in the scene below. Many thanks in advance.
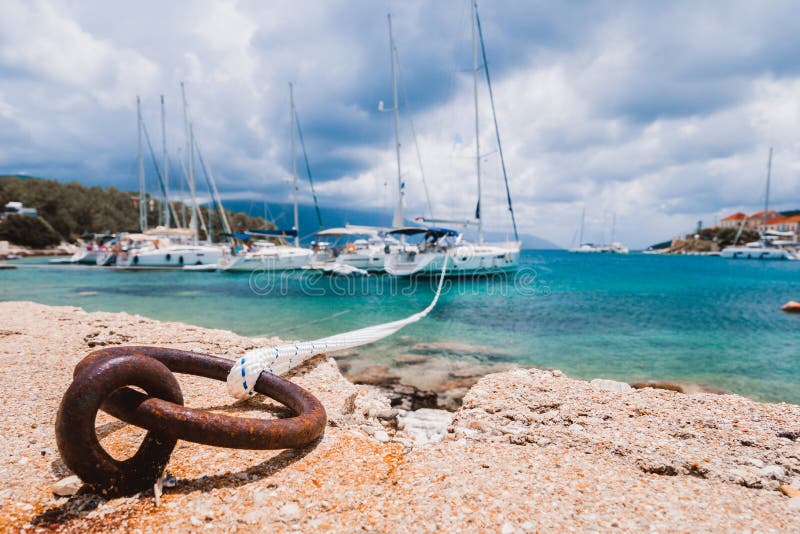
[0,175,273,247]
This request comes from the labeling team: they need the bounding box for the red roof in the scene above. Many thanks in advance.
[764,216,789,225]
[721,212,746,221]
[748,210,780,219]
[782,215,800,223]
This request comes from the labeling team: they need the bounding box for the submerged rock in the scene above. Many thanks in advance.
[394,354,431,365]
[409,340,510,358]
[386,384,438,411]
[347,365,400,387]
[337,353,520,411]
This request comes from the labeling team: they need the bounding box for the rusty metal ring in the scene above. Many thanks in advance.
[56,353,182,496]
[56,346,327,496]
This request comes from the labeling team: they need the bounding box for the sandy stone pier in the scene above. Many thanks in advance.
[0,301,798,532]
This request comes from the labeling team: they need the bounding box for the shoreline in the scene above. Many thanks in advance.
[0,294,761,409]
[0,241,78,259]
[1,301,798,530]
[5,252,799,407]
[336,349,736,412]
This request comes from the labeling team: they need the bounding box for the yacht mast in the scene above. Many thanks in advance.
[611,213,616,243]
[161,95,170,228]
[763,146,773,231]
[387,14,404,229]
[207,208,214,243]
[181,82,199,244]
[194,140,233,240]
[189,123,199,243]
[475,3,519,242]
[294,107,324,229]
[472,0,483,243]
[136,96,147,232]
[579,208,585,245]
[290,82,300,247]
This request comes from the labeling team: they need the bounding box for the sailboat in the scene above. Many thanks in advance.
[384,1,521,276]
[306,13,409,275]
[116,90,227,268]
[56,233,116,264]
[309,225,399,273]
[721,148,798,260]
[219,83,313,272]
[570,210,629,254]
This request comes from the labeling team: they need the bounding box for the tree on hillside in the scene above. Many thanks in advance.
[0,176,277,245]
[0,176,139,240]
[0,215,62,247]
[696,226,759,248]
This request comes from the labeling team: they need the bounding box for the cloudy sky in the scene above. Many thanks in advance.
[2,0,800,248]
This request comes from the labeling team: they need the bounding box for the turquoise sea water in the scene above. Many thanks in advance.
[2,251,799,404]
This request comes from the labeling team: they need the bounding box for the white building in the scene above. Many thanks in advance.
[2,201,38,218]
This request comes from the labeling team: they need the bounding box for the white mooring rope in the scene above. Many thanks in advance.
[226,257,448,399]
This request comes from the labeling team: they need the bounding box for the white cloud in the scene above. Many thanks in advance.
[0,0,159,105]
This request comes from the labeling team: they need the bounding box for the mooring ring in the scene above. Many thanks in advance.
[56,353,183,496]
[56,346,327,496]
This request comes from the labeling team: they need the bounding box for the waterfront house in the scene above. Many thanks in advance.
[720,212,746,229]
[745,210,780,229]
[1,201,38,219]
[763,214,800,238]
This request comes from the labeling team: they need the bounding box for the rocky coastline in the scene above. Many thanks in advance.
[0,301,798,531]
[0,240,78,259]
[336,348,733,413]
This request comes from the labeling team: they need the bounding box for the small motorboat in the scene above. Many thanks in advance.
[780,301,800,313]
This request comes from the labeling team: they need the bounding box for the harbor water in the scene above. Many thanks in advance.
[2,250,799,404]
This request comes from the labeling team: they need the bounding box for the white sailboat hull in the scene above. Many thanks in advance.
[336,247,387,272]
[385,242,520,276]
[570,246,629,254]
[117,245,225,268]
[96,252,116,266]
[219,246,312,272]
[720,246,797,260]
[69,249,104,264]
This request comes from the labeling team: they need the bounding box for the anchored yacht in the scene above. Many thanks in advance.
[219,84,317,272]
[721,148,798,261]
[569,209,629,254]
[720,231,798,260]
[114,228,226,268]
[219,239,312,271]
[720,243,797,260]
[383,3,522,276]
[56,234,115,264]
[309,226,399,272]
[571,242,629,254]
[384,227,519,276]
